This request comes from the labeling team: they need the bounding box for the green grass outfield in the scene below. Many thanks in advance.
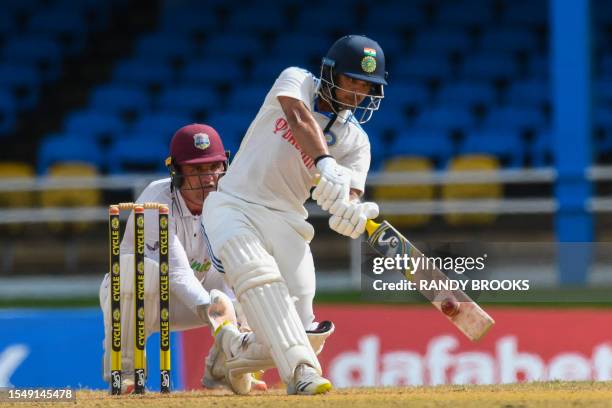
[8,382,612,408]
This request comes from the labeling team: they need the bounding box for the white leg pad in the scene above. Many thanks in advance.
[219,235,321,382]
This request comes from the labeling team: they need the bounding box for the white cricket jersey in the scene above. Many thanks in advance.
[218,67,371,218]
[121,178,221,306]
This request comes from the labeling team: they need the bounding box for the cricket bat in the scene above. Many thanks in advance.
[365,219,495,341]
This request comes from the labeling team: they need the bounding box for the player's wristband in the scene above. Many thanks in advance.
[314,154,333,166]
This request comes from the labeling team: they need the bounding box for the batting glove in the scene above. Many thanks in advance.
[312,156,352,211]
[329,201,379,239]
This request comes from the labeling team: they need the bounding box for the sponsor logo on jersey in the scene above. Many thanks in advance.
[193,133,210,150]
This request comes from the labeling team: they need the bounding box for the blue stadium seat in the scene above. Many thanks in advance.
[394,53,453,81]
[28,10,88,55]
[158,86,217,117]
[0,91,16,135]
[0,63,40,109]
[414,105,475,132]
[506,79,549,107]
[113,60,174,88]
[108,137,168,174]
[436,81,497,106]
[64,110,125,142]
[52,0,111,31]
[132,113,194,142]
[364,4,427,32]
[483,106,546,131]
[412,29,472,54]
[134,33,196,63]
[207,111,254,153]
[594,106,612,130]
[37,134,104,174]
[0,13,17,38]
[159,8,217,34]
[295,9,358,35]
[272,34,331,61]
[367,129,386,170]
[383,82,429,110]
[369,33,405,56]
[479,28,540,53]
[251,60,300,85]
[90,85,150,117]
[228,85,270,112]
[181,59,243,85]
[372,107,412,134]
[599,54,612,78]
[3,0,41,16]
[460,129,525,167]
[461,52,519,81]
[228,6,287,31]
[205,34,265,59]
[391,129,454,167]
[594,79,612,104]
[435,1,494,27]
[530,129,552,167]
[503,0,547,26]
[3,36,63,81]
[528,54,549,78]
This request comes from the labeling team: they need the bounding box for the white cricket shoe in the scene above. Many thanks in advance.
[214,323,253,394]
[287,364,332,395]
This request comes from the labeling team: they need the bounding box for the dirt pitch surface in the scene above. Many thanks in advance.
[7,382,612,408]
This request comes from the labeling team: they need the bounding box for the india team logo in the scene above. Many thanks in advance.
[361,56,377,73]
[193,133,210,150]
[324,130,337,146]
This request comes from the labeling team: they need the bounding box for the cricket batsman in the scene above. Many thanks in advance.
[99,124,266,393]
[202,35,387,395]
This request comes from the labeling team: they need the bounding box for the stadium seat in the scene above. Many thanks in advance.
[391,129,454,168]
[394,54,453,81]
[364,4,427,32]
[461,52,519,81]
[251,61,304,85]
[412,29,472,55]
[89,85,150,119]
[0,63,40,109]
[506,79,550,108]
[479,28,540,54]
[207,111,254,153]
[181,59,243,85]
[442,154,502,225]
[159,8,217,35]
[414,106,475,134]
[503,0,547,26]
[383,82,430,111]
[3,36,63,81]
[483,106,546,131]
[460,130,525,167]
[28,10,88,55]
[436,81,497,107]
[228,85,270,112]
[63,110,125,144]
[528,54,549,79]
[435,1,494,27]
[40,162,102,233]
[108,137,168,174]
[52,0,111,31]
[113,60,174,89]
[0,161,35,209]
[228,6,287,32]
[0,91,16,135]
[530,129,552,167]
[272,34,332,61]
[132,113,194,143]
[595,78,612,106]
[372,107,412,135]
[0,161,35,234]
[373,156,434,227]
[0,13,17,39]
[205,34,265,59]
[37,134,104,174]
[157,86,217,118]
[133,33,196,63]
[295,8,358,35]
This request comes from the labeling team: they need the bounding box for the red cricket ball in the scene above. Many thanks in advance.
[441,298,460,317]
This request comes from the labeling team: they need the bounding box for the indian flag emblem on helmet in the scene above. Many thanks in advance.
[193,133,210,150]
[361,55,377,73]
[364,47,377,57]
